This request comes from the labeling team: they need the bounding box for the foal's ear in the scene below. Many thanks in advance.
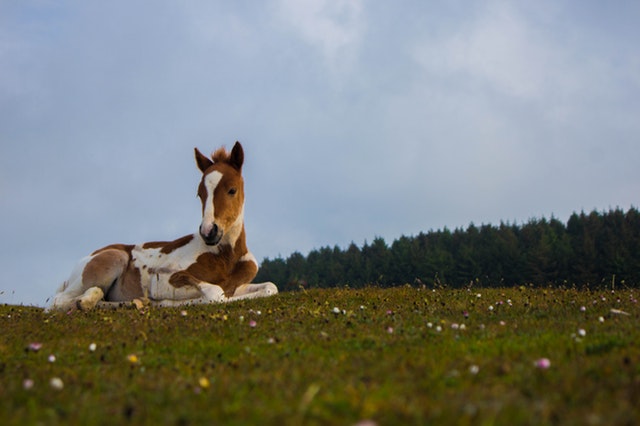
[195,148,213,173]
[229,141,244,171]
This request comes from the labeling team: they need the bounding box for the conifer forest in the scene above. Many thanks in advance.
[256,208,640,290]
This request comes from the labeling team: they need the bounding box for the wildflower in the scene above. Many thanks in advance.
[427,322,433,328]
[89,343,97,352]
[127,354,139,364]
[386,310,394,315]
[580,306,586,312]
[353,420,377,426]
[435,325,442,332]
[451,323,459,330]
[499,321,506,326]
[27,342,43,352]
[534,358,551,369]
[180,310,188,317]
[267,337,276,344]
[598,316,605,323]
[332,307,340,314]
[387,327,394,334]
[249,320,257,327]
[578,328,586,337]
[469,365,480,375]
[23,379,34,390]
[198,377,210,389]
[463,311,469,319]
[48,354,56,363]
[50,377,64,390]
[459,324,466,330]
[488,305,494,311]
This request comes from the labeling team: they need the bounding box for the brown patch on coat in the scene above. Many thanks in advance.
[167,270,201,288]
[116,263,144,299]
[168,229,257,297]
[197,179,209,215]
[142,234,195,254]
[82,249,129,289]
[84,245,144,301]
[91,244,134,257]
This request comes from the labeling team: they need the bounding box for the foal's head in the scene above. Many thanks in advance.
[195,142,245,246]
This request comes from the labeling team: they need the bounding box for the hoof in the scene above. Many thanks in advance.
[76,287,104,311]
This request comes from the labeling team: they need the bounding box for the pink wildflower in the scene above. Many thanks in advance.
[534,358,551,369]
[27,342,42,352]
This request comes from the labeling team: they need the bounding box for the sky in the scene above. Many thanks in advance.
[1,0,639,306]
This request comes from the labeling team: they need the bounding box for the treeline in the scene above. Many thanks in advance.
[255,208,640,290]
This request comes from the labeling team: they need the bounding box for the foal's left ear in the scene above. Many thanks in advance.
[195,148,214,173]
[229,141,244,171]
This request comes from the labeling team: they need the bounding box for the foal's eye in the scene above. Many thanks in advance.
[228,188,237,195]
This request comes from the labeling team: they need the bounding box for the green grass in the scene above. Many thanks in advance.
[1,286,639,425]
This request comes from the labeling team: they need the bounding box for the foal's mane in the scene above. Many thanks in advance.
[212,147,231,164]
[210,142,243,172]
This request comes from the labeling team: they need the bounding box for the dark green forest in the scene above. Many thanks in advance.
[255,208,640,290]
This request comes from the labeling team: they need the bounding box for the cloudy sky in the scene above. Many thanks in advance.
[2,1,639,306]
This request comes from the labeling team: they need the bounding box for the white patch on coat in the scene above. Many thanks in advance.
[200,170,223,237]
[132,236,214,300]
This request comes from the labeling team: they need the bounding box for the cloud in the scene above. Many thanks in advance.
[411,2,559,100]
[275,0,364,74]
[1,1,640,306]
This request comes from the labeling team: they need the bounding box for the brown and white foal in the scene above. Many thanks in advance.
[48,142,277,311]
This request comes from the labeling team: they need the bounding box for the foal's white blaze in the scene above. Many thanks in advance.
[200,170,222,237]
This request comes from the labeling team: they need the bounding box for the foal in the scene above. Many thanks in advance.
[48,142,277,311]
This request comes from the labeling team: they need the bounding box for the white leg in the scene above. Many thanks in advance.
[151,283,226,307]
[228,282,278,301]
[76,287,105,311]
[48,251,127,311]
[47,258,92,311]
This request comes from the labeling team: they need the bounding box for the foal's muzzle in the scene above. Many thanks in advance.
[200,224,223,246]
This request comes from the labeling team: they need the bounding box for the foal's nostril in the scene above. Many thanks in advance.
[205,224,220,241]
[200,223,223,245]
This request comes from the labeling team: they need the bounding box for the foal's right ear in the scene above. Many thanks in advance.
[195,148,213,173]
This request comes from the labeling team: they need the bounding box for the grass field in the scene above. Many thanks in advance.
[1,286,639,425]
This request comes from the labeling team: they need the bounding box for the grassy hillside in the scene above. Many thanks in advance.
[1,286,639,425]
